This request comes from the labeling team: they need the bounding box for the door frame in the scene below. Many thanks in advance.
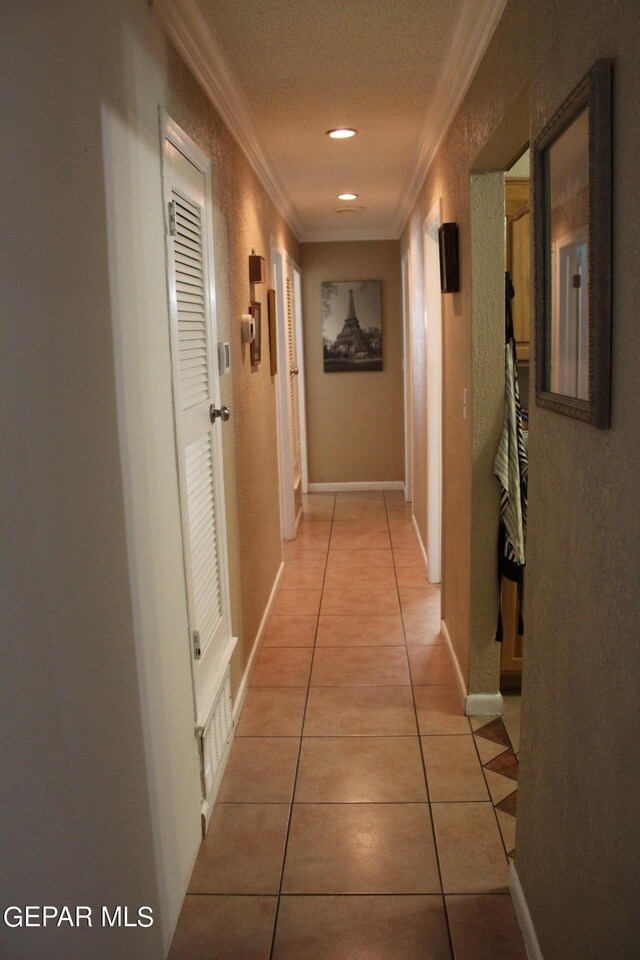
[292,261,309,495]
[160,110,236,726]
[271,240,290,539]
[402,250,414,503]
[423,201,443,584]
[270,240,308,539]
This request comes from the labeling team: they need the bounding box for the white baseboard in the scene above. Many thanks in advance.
[509,862,545,960]
[411,516,429,576]
[308,481,405,492]
[465,691,504,716]
[441,619,468,706]
[232,560,284,725]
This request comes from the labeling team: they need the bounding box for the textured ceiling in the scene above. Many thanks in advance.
[196,0,464,239]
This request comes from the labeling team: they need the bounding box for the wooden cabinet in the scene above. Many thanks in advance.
[500,577,524,688]
[505,178,531,362]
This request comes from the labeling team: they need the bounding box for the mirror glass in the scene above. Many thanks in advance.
[545,108,590,399]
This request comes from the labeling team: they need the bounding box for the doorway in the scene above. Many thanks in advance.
[161,114,236,825]
[402,251,414,503]
[271,241,308,540]
[466,125,531,865]
[500,148,531,698]
[423,203,443,585]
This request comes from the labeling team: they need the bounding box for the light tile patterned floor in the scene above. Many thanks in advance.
[169,492,526,960]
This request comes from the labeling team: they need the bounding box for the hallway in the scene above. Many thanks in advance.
[170,492,526,959]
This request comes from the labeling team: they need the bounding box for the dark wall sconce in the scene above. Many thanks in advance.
[249,250,266,284]
[438,223,460,293]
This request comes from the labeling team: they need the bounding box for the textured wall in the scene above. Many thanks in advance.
[468,172,504,692]
[402,0,640,956]
[402,2,533,690]
[520,2,640,956]
[300,241,404,484]
[0,2,298,958]
[1,4,192,957]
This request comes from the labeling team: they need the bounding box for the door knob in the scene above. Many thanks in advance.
[210,404,231,423]
[290,366,299,376]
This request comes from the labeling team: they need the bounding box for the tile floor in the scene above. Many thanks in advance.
[169,492,526,959]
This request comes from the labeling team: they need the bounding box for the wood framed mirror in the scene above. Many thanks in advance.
[533,58,612,428]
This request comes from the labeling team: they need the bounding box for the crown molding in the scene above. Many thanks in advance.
[153,0,506,244]
[393,0,507,237]
[152,0,305,239]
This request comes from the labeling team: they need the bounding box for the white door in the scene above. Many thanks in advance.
[552,234,589,399]
[285,257,302,496]
[402,252,413,502]
[163,137,234,728]
[293,265,309,495]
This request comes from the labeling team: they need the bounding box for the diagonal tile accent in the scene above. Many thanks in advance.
[496,809,517,858]
[496,790,518,817]
[484,748,519,782]
[473,717,511,748]
[485,768,517,806]
[474,734,508,765]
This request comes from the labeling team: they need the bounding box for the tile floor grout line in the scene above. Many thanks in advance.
[216,799,499,806]
[187,889,516,898]
[383,491,456,960]
[235,735,481,741]
[267,492,337,960]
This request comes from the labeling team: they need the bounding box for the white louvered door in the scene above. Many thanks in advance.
[285,258,302,491]
[164,139,233,728]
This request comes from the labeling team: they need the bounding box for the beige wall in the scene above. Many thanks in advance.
[1,2,296,957]
[300,241,404,484]
[402,0,640,956]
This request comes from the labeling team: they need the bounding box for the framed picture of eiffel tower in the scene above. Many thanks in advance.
[321,280,383,372]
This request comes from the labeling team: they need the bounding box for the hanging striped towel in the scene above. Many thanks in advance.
[494,274,528,641]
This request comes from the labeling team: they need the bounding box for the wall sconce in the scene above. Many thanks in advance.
[438,223,460,293]
[249,250,266,284]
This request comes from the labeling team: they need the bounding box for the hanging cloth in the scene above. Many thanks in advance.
[494,273,528,642]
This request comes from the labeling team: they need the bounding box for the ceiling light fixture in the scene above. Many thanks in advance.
[338,193,358,201]
[326,128,357,139]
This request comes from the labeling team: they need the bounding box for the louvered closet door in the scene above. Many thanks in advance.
[164,140,232,725]
[285,259,302,489]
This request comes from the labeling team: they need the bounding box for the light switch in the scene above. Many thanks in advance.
[218,341,231,375]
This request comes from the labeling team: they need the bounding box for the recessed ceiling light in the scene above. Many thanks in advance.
[338,193,358,201]
[326,128,357,139]
[334,205,364,215]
